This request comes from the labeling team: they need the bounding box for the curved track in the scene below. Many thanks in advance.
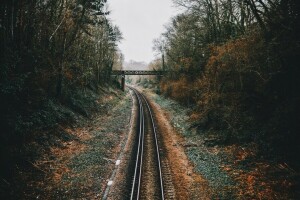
[128,86,165,200]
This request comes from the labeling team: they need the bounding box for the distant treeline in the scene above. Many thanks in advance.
[155,0,300,160]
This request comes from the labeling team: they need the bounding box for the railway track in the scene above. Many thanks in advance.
[128,86,165,200]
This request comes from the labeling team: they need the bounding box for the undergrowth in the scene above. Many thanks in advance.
[148,89,297,199]
[0,85,124,199]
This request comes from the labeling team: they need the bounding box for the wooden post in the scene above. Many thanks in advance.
[162,52,165,71]
[121,71,125,91]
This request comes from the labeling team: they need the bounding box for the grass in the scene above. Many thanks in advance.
[55,92,132,199]
[149,92,236,198]
[146,88,297,199]
[0,86,133,199]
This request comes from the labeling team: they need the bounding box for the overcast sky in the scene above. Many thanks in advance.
[108,0,179,63]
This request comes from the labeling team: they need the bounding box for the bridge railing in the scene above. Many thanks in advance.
[111,70,165,76]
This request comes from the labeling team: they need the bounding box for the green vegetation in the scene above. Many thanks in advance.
[152,1,300,197]
[149,91,295,199]
[0,0,123,198]
[155,0,300,162]
[152,93,236,198]
[54,93,131,199]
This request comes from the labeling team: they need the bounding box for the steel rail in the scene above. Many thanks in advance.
[130,87,145,200]
[128,86,165,200]
[140,92,165,200]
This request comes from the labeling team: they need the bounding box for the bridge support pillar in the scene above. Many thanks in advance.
[121,71,125,91]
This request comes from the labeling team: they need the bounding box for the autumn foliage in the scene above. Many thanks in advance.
[0,1,123,198]
[160,76,194,105]
[157,3,300,196]
[156,1,300,197]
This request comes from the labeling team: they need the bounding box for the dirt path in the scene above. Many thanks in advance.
[106,89,138,200]
[148,94,212,200]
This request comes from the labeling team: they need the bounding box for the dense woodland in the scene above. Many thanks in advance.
[1,0,300,198]
[0,0,122,197]
[154,0,300,164]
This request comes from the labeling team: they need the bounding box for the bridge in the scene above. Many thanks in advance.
[112,70,165,91]
[111,70,165,76]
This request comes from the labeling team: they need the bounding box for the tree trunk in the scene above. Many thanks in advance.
[56,33,67,98]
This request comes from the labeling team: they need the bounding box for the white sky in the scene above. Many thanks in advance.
[108,0,179,63]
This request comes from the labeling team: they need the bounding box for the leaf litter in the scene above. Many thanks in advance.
[24,91,132,199]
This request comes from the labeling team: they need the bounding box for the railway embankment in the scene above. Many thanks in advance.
[0,87,132,199]
[143,88,297,199]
